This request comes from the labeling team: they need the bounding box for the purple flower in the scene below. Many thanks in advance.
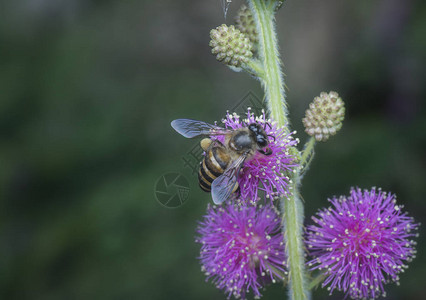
[216,109,298,203]
[306,187,419,299]
[196,202,286,299]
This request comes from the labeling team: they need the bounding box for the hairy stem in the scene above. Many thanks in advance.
[248,1,310,299]
[281,185,308,300]
[245,59,265,78]
[300,137,316,177]
[248,0,288,128]
[308,272,327,290]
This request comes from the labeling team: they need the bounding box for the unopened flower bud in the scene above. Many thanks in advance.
[235,5,258,46]
[209,24,253,68]
[303,91,345,142]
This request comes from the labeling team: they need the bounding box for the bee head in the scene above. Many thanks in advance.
[248,123,271,150]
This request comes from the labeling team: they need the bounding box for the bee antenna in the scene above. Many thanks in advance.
[264,122,272,130]
[267,134,276,142]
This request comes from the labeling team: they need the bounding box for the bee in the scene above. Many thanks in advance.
[171,119,275,204]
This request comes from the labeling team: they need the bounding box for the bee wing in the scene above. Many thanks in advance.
[171,119,230,138]
[211,153,248,205]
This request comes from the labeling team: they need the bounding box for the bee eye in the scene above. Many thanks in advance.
[257,135,268,147]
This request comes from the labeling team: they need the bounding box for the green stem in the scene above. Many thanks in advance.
[281,186,308,300]
[308,273,326,290]
[248,1,310,299]
[245,59,265,78]
[249,0,288,128]
[300,137,316,177]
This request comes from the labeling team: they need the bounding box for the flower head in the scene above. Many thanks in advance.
[216,109,298,203]
[303,91,345,142]
[209,24,253,68]
[196,202,286,299]
[306,187,419,299]
[235,5,258,48]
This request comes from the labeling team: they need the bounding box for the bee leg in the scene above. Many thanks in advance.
[267,134,276,142]
[259,147,273,156]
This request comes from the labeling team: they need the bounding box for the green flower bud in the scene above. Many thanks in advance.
[302,91,345,142]
[235,5,258,46]
[209,24,253,68]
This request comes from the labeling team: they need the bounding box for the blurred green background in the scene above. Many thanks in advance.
[1,0,425,299]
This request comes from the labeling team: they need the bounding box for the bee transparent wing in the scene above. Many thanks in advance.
[171,119,230,138]
[211,153,248,205]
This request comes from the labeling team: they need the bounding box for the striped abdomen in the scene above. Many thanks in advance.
[198,146,230,192]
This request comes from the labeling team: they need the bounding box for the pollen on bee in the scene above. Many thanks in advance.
[200,138,212,151]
